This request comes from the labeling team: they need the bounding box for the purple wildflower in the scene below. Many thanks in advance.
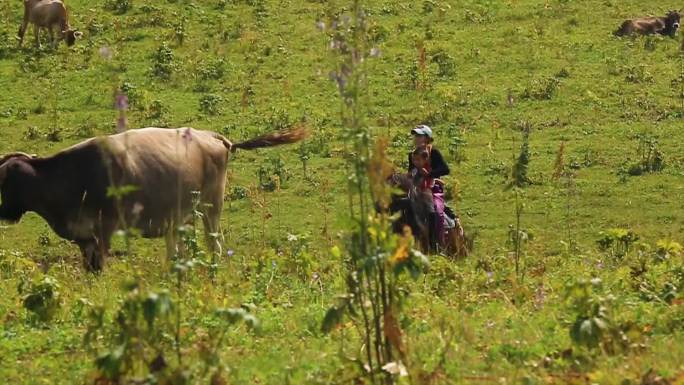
[315,20,325,31]
[181,128,193,144]
[226,249,234,257]
[115,92,129,111]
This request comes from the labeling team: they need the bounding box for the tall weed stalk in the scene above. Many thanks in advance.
[320,2,427,384]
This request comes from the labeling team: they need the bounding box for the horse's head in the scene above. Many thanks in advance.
[388,172,412,192]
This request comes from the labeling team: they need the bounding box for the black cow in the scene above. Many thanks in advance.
[615,10,681,37]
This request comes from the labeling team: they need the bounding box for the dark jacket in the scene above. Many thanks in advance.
[407,147,450,179]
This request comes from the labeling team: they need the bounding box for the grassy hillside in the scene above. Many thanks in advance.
[0,0,683,384]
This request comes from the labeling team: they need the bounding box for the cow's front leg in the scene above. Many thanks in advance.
[18,21,28,46]
[78,238,107,273]
[33,25,41,48]
[165,223,179,261]
[48,26,55,48]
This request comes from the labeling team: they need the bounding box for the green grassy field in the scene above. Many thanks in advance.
[1,0,683,384]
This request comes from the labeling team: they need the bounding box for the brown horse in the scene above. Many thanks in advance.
[614,10,681,37]
[387,172,469,259]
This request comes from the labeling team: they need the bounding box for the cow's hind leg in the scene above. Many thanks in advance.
[201,201,223,258]
[165,222,179,261]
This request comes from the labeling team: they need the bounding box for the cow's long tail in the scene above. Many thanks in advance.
[224,126,309,152]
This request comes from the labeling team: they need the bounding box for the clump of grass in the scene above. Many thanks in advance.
[520,75,561,101]
[104,0,131,14]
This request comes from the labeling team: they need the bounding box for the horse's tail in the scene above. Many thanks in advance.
[231,126,309,152]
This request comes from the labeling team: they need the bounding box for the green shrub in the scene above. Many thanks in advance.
[150,42,175,79]
[199,94,224,115]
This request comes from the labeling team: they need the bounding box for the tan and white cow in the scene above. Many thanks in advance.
[18,0,82,48]
[0,127,308,272]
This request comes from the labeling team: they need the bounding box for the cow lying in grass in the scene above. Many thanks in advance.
[18,0,83,48]
[614,10,681,37]
[0,127,308,272]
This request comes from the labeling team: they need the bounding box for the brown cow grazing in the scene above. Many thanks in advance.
[614,10,681,37]
[18,0,83,48]
[0,127,308,272]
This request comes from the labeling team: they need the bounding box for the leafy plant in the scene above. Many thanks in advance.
[18,274,61,323]
[173,15,188,46]
[445,123,466,164]
[566,278,612,350]
[199,94,224,115]
[104,0,131,14]
[521,76,561,100]
[508,124,532,188]
[565,278,641,354]
[655,240,683,263]
[431,48,456,78]
[150,42,175,79]
[257,155,289,191]
[597,228,639,259]
[623,134,665,176]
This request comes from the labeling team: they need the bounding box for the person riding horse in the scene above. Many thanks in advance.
[388,125,453,252]
[408,125,450,250]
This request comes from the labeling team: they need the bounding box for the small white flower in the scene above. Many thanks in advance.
[287,233,298,242]
[382,362,408,377]
[370,47,381,57]
[315,20,326,31]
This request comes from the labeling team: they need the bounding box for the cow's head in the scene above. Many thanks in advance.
[0,153,36,223]
[666,10,681,35]
[63,30,83,47]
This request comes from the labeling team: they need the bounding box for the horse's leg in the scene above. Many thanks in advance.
[432,193,446,247]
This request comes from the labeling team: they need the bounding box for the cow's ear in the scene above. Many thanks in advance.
[74,31,83,39]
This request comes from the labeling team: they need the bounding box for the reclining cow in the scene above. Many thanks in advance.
[614,10,681,37]
[18,0,83,48]
[0,127,307,272]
